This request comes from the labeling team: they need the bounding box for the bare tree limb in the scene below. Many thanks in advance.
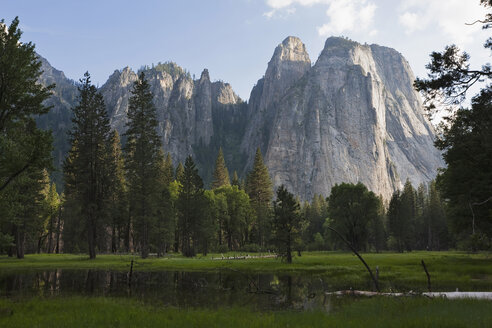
[326,225,380,292]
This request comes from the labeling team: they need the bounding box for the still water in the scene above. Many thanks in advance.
[0,270,341,311]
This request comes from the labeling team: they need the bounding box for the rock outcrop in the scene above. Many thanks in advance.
[247,37,442,199]
[39,36,443,199]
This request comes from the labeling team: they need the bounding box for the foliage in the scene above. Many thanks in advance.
[211,147,230,189]
[0,17,53,193]
[62,73,112,259]
[246,148,273,247]
[124,72,164,259]
[212,185,252,250]
[414,1,492,112]
[272,185,302,263]
[107,131,128,253]
[327,183,381,251]
[415,0,492,249]
[177,156,206,257]
[436,89,492,245]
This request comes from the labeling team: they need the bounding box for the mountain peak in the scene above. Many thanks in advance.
[273,36,310,64]
[200,68,210,82]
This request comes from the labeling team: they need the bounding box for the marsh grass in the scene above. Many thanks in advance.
[0,296,490,327]
[0,251,491,291]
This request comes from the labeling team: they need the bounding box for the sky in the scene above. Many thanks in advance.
[2,0,490,101]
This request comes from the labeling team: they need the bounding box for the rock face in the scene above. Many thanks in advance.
[36,55,78,186]
[246,37,442,200]
[98,64,243,166]
[39,36,443,199]
[242,36,311,158]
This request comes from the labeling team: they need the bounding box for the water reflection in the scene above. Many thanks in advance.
[0,270,333,311]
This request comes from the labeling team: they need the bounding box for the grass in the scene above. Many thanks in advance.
[0,251,491,291]
[0,296,490,327]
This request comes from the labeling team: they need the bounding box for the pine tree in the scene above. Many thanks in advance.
[272,185,302,263]
[211,148,230,189]
[163,153,174,185]
[400,179,417,250]
[246,148,273,247]
[63,72,112,259]
[124,72,163,259]
[107,131,127,253]
[0,17,53,193]
[177,156,205,257]
[175,162,184,181]
[387,190,404,252]
[231,171,240,188]
[43,181,61,253]
[2,167,48,258]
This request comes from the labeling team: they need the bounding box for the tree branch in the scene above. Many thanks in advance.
[326,225,380,292]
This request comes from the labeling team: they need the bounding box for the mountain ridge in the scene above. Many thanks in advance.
[37,36,443,200]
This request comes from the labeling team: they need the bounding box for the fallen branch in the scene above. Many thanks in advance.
[325,290,492,300]
[421,259,431,292]
[326,226,380,292]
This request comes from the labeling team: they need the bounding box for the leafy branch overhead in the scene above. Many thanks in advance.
[414,0,492,112]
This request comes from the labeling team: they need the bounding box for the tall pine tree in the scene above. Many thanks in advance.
[63,72,112,259]
[246,148,273,247]
[211,148,230,189]
[177,156,205,257]
[107,131,127,253]
[124,72,163,259]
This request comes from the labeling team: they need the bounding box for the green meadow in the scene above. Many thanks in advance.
[0,296,491,328]
[1,251,491,291]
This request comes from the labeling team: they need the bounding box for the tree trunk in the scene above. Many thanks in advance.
[111,224,117,253]
[47,214,54,253]
[141,220,149,259]
[55,207,61,254]
[16,228,25,259]
[286,234,292,264]
[87,214,96,259]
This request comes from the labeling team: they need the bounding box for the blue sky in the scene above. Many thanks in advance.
[2,0,489,100]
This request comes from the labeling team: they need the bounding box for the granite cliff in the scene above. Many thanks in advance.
[38,36,443,199]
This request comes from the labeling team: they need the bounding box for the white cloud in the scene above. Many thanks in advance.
[317,0,377,36]
[398,12,424,34]
[397,0,488,46]
[265,0,377,36]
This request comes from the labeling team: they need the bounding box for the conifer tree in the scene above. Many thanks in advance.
[107,131,127,253]
[177,156,205,257]
[124,72,163,259]
[211,148,230,189]
[43,181,61,253]
[0,17,53,193]
[231,171,241,188]
[175,162,184,181]
[387,190,404,252]
[151,151,176,256]
[246,148,273,247]
[163,153,174,185]
[63,72,112,259]
[2,167,48,258]
[272,185,302,263]
[400,179,417,250]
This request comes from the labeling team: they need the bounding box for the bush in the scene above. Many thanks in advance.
[213,244,229,254]
[457,233,491,251]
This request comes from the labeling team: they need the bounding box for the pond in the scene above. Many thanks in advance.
[0,270,346,311]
